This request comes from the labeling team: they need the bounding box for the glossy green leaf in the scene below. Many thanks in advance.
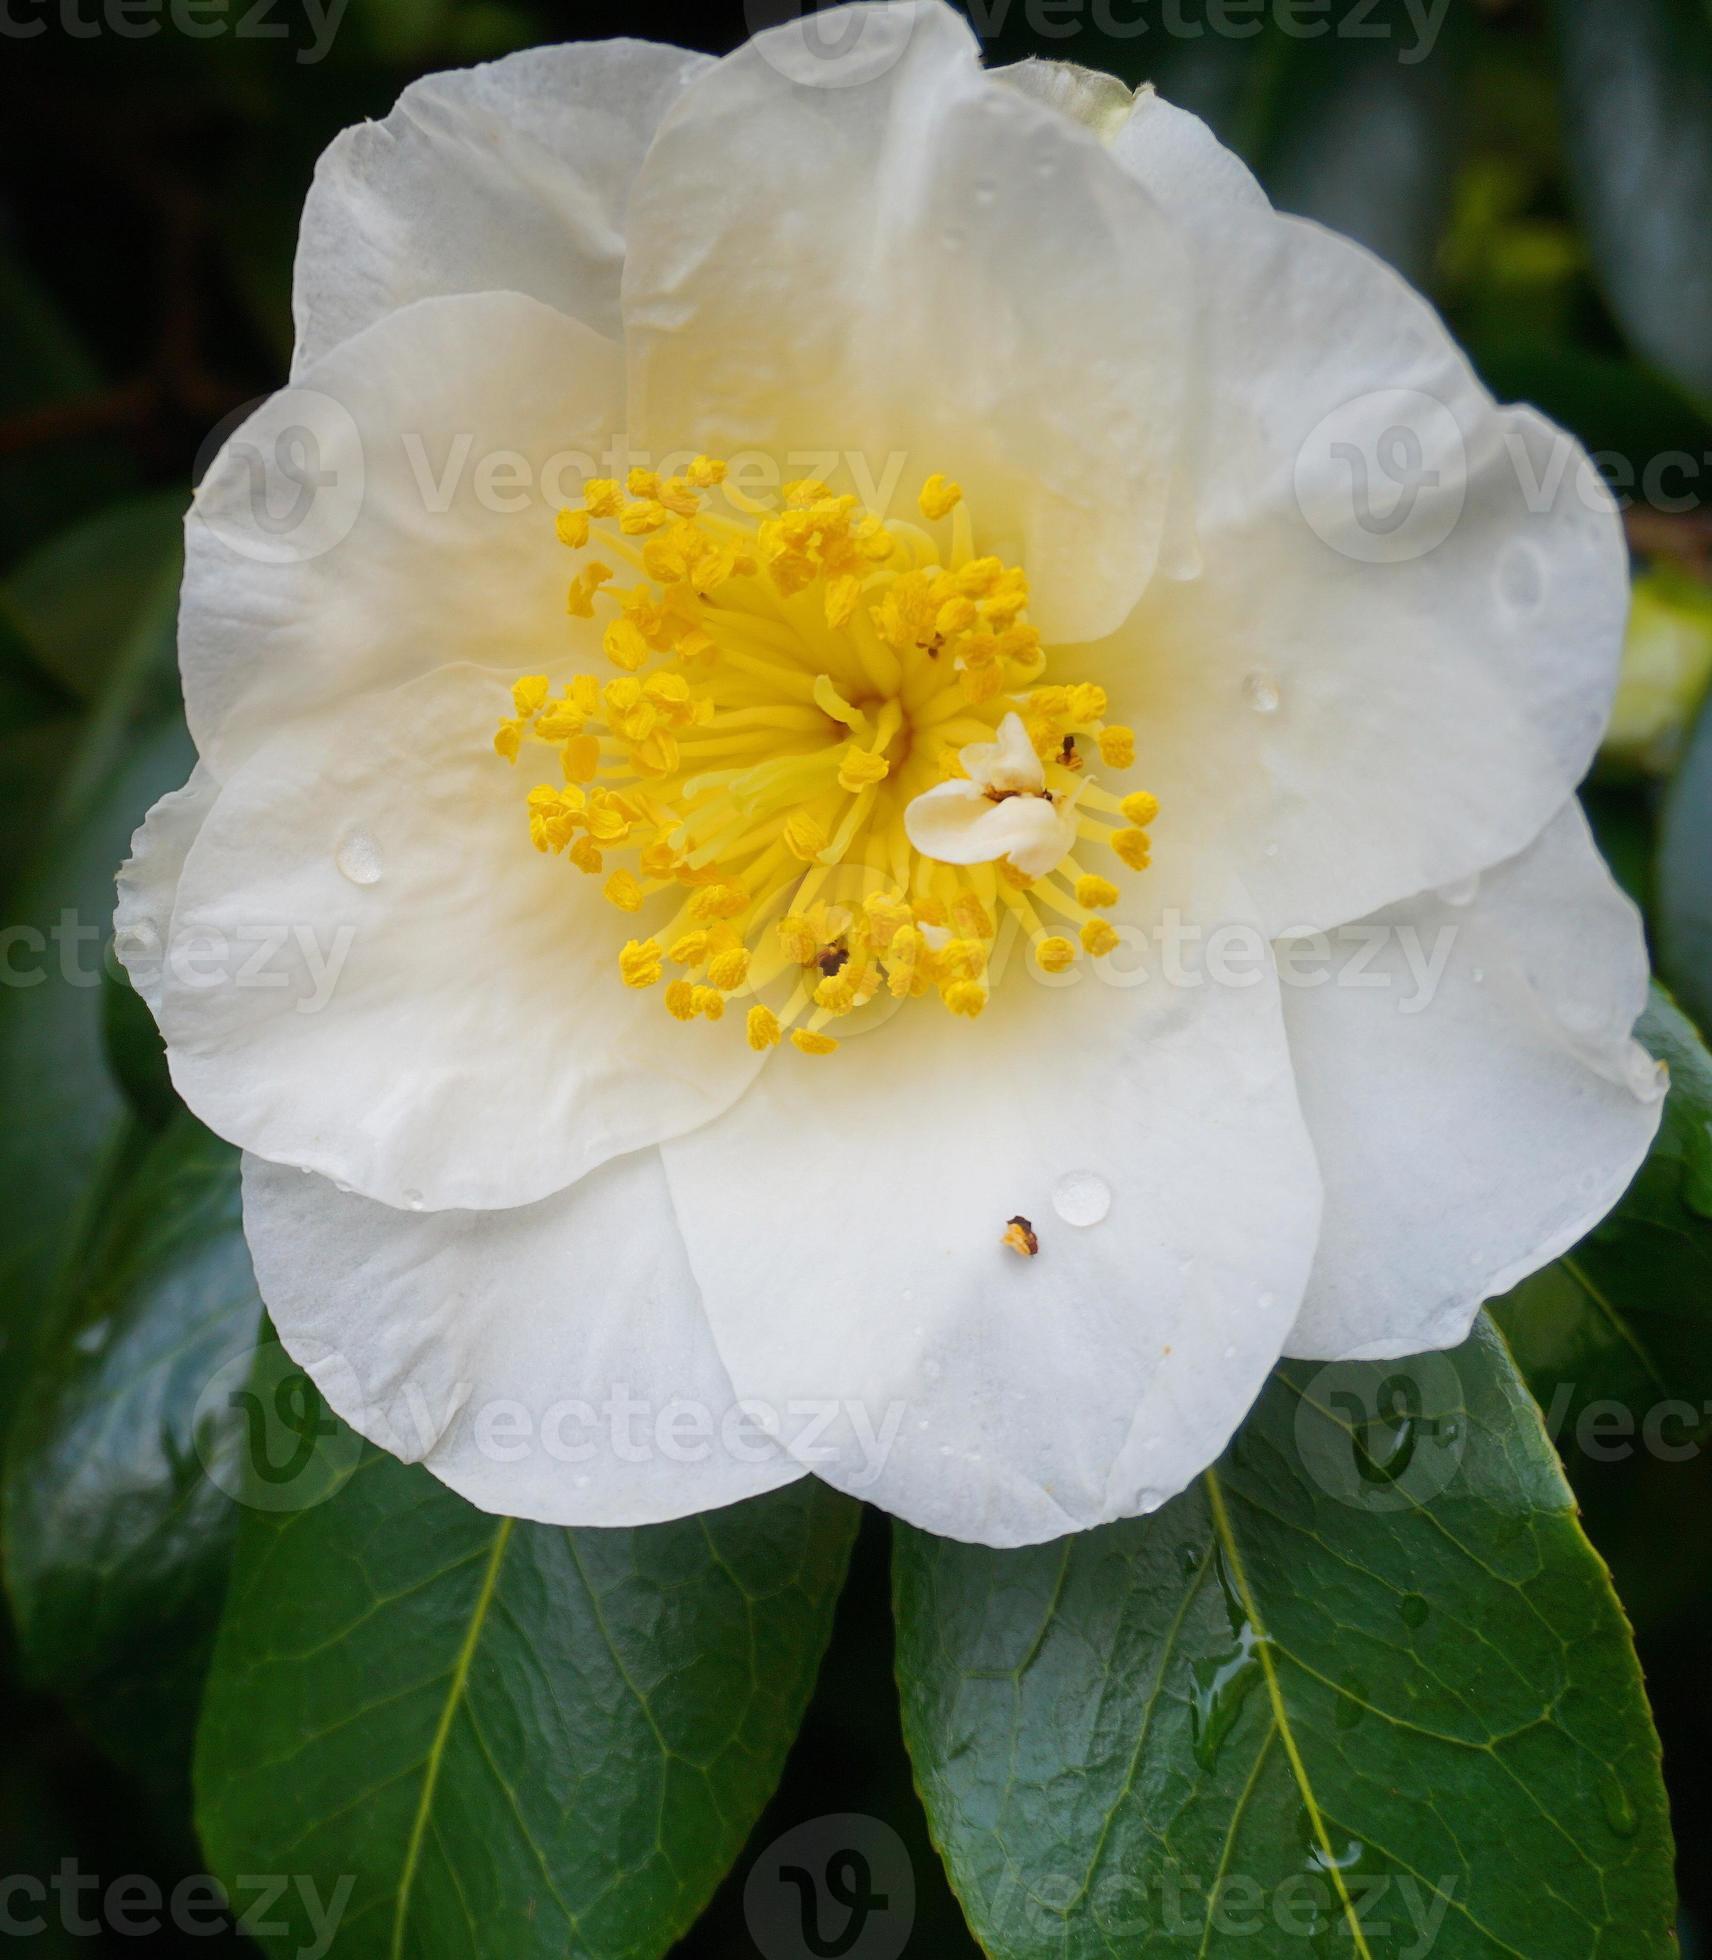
[1,1117,262,1800]
[6,492,184,704]
[896,1317,1676,1958]
[1497,987,1712,1440]
[196,1430,858,1960]
[0,713,195,1452]
[1659,690,1712,1036]
[1554,0,1712,406]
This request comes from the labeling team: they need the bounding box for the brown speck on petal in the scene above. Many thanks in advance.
[1002,1215,1039,1258]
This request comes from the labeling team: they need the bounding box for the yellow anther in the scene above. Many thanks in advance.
[619,938,663,988]
[687,455,727,488]
[556,508,591,549]
[619,500,669,536]
[690,881,749,921]
[961,662,1006,705]
[825,572,863,629]
[1112,829,1153,871]
[942,980,986,1018]
[1075,874,1120,910]
[583,479,622,516]
[1035,935,1077,973]
[604,869,643,913]
[626,467,660,499]
[784,812,827,861]
[940,937,986,981]
[936,596,978,638]
[1121,790,1160,826]
[1098,725,1136,769]
[815,972,857,1013]
[568,837,603,875]
[747,1004,782,1050]
[658,476,700,516]
[919,474,962,520]
[494,719,523,762]
[513,675,550,717]
[707,947,751,992]
[791,1029,839,1056]
[777,914,818,964]
[664,978,698,1021]
[526,783,584,853]
[692,985,726,1021]
[669,931,709,966]
[837,747,890,792]
[1068,682,1107,722]
[951,894,994,940]
[1081,919,1120,957]
[997,860,1036,891]
[604,618,650,672]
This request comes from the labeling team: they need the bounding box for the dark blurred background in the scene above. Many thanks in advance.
[3,0,1709,1951]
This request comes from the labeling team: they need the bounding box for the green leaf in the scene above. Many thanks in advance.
[896,1318,1676,1958]
[1659,689,1712,1036]
[0,712,195,1454]
[1,1117,263,1801]
[1554,0,1712,407]
[196,1426,858,1960]
[1496,987,1712,1437]
[5,491,184,706]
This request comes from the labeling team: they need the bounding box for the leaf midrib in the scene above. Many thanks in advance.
[389,1515,515,1960]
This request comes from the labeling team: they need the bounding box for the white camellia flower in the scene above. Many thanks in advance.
[117,2,1666,1548]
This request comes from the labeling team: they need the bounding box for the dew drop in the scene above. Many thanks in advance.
[1223,1343,1239,1362]
[335,830,384,886]
[1051,1168,1111,1228]
[972,177,997,206]
[1242,670,1281,714]
[1601,1776,1638,1838]
[1138,1489,1164,1515]
[1399,1592,1429,1629]
[1471,967,1486,984]
[1434,872,1480,907]
[74,1320,111,1357]
[404,1189,424,1212]
[1334,1679,1367,1732]
[1034,149,1058,180]
[334,1179,354,1196]
[1188,1621,1265,1771]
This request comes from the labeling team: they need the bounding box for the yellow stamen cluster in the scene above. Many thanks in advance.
[495,460,1159,1054]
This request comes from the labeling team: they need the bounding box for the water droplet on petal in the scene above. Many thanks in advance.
[1138,1489,1163,1515]
[1051,1168,1111,1228]
[404,1189,424,1211]
[1242,670,1281,714]
[1434,872,1480,907]
[335,830,384,886]
[1498,541,1546,612]
[972,177,996,206]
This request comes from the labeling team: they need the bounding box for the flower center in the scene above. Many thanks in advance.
[495,460,1158,1055]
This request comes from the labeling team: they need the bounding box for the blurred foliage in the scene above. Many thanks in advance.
[1,0,1710,1952]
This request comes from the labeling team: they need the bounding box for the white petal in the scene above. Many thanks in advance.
[958,710,1045,794]
[1082,186,1629,936]
[660,874,1321,1547]
[904,779,1072,879]
[622,0,1192,644]
[160,663,764,1212]
[1105,86,1269,215]
[1280,802,1662,1361]
[292,40,711,374]
[243,1149,802,1526]
[114,763,219,1014]
[183,291,622,777]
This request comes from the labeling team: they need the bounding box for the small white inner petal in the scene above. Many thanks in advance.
[959,711,1046,794]
[904,777,1074,878]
